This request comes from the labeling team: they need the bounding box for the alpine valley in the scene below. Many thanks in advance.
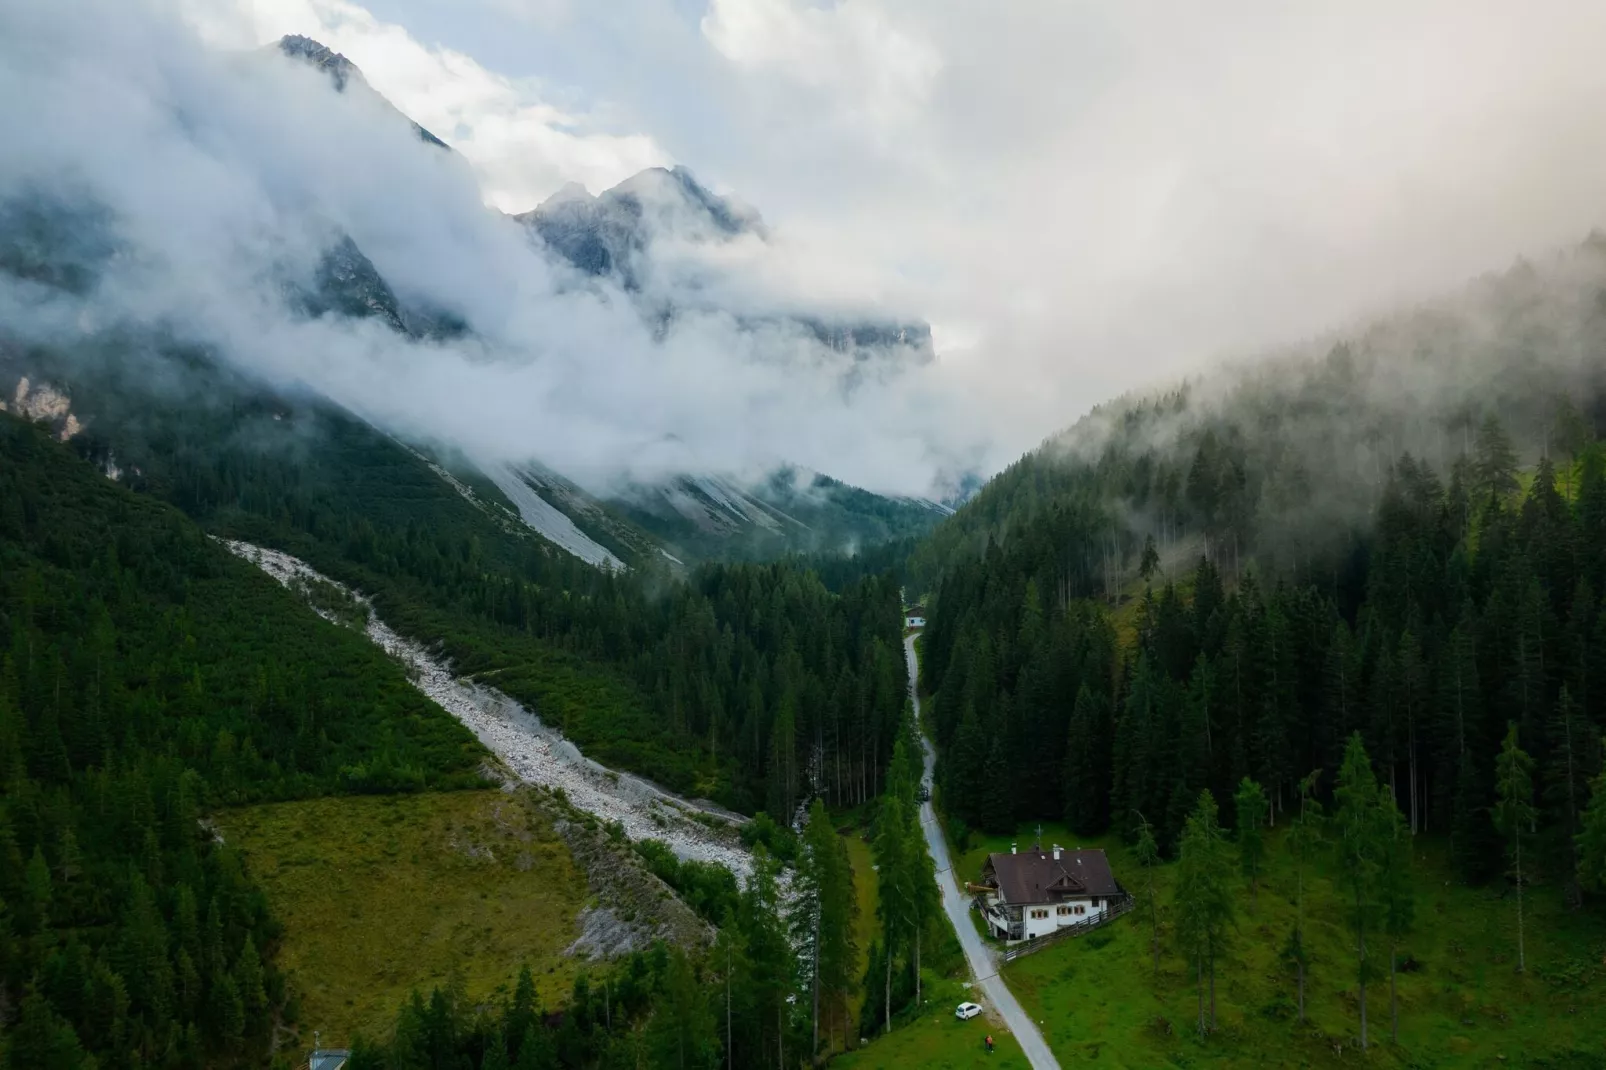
[6,10,1606,1070]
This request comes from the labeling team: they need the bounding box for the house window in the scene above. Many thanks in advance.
[1074,905,1085,916]
[1056,906,1071,917]
[1030,908,1048,920]
[1092,897,1101,907]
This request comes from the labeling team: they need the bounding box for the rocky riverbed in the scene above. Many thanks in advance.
[221,540,753,880]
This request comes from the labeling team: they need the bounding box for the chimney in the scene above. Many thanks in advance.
[1010,842,1017,855]
[1052,844,1061,861]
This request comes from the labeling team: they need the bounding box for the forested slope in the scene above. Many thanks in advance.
[3,335,909,813]
[0,412,486,1067]
[916,236,1606,887]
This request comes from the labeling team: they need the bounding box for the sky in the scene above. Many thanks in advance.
[9,0,1606,496]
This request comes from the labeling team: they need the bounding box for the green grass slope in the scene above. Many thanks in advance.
[219,790,587,1047]
[947,820,1606,1068]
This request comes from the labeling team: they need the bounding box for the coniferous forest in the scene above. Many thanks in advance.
[9,235,1606,1067]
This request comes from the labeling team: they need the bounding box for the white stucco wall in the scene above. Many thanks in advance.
[1017,897,1109,939]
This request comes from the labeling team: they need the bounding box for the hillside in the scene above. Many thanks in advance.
[878,236,1606,1067]
[0,410,486,1066]
[929,819,1606,1068]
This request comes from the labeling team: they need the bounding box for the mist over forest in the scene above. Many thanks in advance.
[8,3,1606,1070]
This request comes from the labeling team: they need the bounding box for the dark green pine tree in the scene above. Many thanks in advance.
[1547,686,1598,902]
[946,701,988,827]
[1233,777,1267,908]
[1474,413,1521,501]
[1334,732,1384,1050]
[1493,723,1537,973]
[1063,680,1110,835]
[1174,790,1233,1036]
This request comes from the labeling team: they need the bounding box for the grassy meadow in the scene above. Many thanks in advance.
[833,972,1032,1070]
[220,790,588,1048]
[945,820,1606,1068]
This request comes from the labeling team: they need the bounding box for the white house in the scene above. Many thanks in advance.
[972,844,1126,941]
[904,605,927,628]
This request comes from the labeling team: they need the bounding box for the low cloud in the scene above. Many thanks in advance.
[0,0,988,497]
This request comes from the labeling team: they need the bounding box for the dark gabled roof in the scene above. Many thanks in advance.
[906,605,927,615]
[981,847,1122,905]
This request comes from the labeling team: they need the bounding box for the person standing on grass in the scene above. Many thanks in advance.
[985,1034,994,1054]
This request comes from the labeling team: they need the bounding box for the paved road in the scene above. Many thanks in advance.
[905,633,1062,1070]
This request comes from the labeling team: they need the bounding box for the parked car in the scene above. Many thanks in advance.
[955,1001,983,1020]
[916,784,932,802]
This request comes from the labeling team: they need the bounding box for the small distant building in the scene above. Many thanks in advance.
[972,843,1127,941]
[904,605,927,628]
[306,1034,350,1070]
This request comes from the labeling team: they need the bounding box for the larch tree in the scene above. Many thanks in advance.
[1492,722,1537,973]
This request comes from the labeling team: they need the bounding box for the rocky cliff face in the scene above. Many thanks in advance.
[0,376,81,441]
[519,167,934,364]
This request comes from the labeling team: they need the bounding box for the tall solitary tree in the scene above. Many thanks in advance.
[1133,811,1162,977]
[1579,741,1606,896]
[1174,790,1234,1035]
[1376,791,1414,1043]
[1233,777,1267,908]
[1547,686,1597,903]
[794,799,856,1062]
[1493,722,1537,973]
[902,797,939,1012]
[1335,733,1384,1049]
[871,795,911,1034]
[1285,770,1323,1023]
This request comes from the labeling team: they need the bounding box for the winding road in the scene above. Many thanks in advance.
[905,633,1061,1070]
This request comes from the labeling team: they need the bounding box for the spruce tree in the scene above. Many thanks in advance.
[1285,771,1323,1024]
[1578,742,1606,895]
[1474,413,1521,500]
[871,797,911,1033]
[1547,686,1597,902]
[1174,790,1233,1035]
[1233,777,1267,908]
[1376,790,1414,1044]
[1493,722,1537,973]
[1064,683,1109,836]
[1335,732,1383,1049]
[1133,812,1161,978]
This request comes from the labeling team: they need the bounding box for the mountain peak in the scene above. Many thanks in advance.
[274,34,449,150]
[277,35,360,93]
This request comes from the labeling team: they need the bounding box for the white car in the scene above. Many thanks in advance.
[955,1001,983,1020]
